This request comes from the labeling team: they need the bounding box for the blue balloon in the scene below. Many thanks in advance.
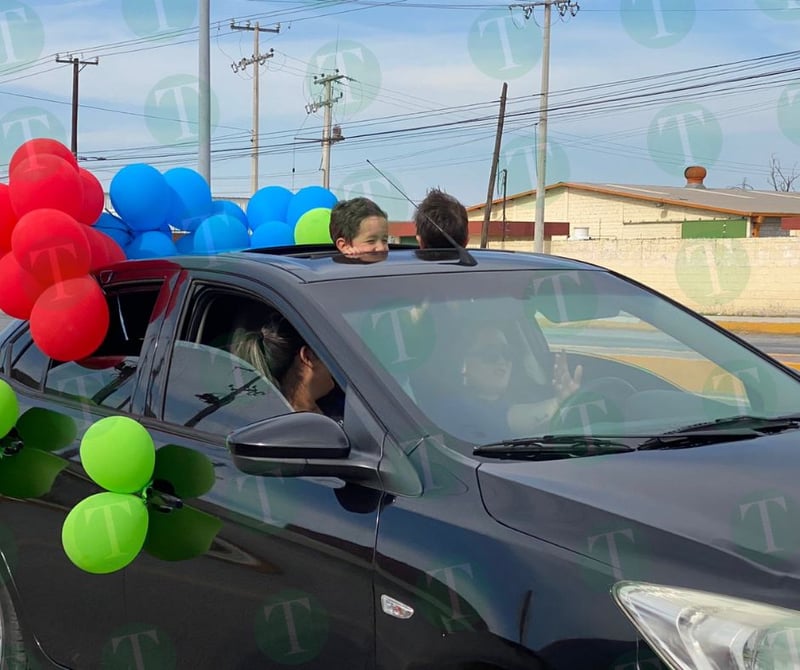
[164,167,213,232]
[285,186,338,228]
[174,232,195,254]
[126,231,178,259]
[191,214,250,254]
[109,164,171,232]
[96,212,129,233]
[95,224,133,250]
[247,186,293,229]
[250,220,294,248]
[213,200,248,228]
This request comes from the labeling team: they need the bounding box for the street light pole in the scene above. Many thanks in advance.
[198,0,211,182]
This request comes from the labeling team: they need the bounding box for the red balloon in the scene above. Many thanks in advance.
[85,226,126,271]
[77,168,105,225]
[12,209,91,286]
[9,138,78,175]
[9,154,84,219]
[0,251,47,319]
[29,276,109,362]
[0,185,16,254]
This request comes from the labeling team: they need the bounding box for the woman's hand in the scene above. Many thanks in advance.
[552,350,582,401]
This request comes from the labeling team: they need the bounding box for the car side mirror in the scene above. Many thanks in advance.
[227,412,356,478]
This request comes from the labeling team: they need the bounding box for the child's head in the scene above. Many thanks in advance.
[329,197,389,256]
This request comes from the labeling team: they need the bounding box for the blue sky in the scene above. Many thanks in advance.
[1,0,800,220]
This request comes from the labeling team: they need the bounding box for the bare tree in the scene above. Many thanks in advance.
[768,154,800,191]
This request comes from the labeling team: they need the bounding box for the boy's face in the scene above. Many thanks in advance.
[336,216,389,256]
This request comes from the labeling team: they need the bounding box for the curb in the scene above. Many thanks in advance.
[710,321,800,336]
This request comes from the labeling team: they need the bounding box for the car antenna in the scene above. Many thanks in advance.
[366,159,477,267]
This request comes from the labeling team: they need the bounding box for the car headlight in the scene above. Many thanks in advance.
[612,581,800,670]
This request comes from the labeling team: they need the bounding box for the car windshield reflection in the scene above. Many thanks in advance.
[311,269,800,449]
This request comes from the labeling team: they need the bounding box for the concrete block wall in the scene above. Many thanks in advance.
[484,237,800,316]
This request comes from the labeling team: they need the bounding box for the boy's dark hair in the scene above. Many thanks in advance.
[329,197,388,243]
[414,188,469,248]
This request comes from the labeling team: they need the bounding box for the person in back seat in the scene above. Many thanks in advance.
[231,314,335,415]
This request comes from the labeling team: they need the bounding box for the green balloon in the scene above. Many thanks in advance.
[0,379,18,438]
[0,447,67,499]
[294,207,332,244]
[145,505,222,562]
[153,444,215,499]
[62,492,148,574]
[17,407,77,452]
[80,416,155,493]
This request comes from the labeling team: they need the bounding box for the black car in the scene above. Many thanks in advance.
[2,246,800,670]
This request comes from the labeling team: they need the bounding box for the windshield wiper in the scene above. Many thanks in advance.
[474,435,635,459]
[637,414,800,451]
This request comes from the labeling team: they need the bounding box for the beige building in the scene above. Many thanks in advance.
[467,167,800,242]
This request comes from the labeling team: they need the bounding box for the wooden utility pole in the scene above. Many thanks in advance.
[480,82,508,249]
[55,54,98,157]
[231,20,280,193]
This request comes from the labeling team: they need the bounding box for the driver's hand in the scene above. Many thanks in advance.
[552,350,582,401]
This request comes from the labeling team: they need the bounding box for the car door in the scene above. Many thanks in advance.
[119,270,380,669]
[0,265,178,668]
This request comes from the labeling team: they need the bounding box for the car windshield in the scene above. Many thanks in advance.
[309,268,800,446]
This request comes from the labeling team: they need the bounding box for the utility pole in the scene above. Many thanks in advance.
[305,72,345,189]
[480,82,508,249]
[199,0,210,182]
[514,0,579,253]
[231,20,280,194]
[499,168,509,245]
[55,53,98,157]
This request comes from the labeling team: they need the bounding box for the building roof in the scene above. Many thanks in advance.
[468,181,800,219]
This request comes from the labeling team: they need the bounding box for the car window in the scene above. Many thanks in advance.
[9,335,48,390]
[308,270,800,445]
[162,289,296,435]
[43,285,163,411]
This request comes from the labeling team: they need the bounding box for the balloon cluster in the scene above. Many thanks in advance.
[62,415,220,574]
[107,165,338,257]
[0,379,73,498]
[0,139,124,361]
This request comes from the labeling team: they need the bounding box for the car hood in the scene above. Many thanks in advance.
[478,431,800,594]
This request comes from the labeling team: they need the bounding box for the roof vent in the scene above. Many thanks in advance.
[684,165,707,189]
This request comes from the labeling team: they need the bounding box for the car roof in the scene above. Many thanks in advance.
[146,244,607,284]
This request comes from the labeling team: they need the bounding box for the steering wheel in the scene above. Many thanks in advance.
[552,376,638,431]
